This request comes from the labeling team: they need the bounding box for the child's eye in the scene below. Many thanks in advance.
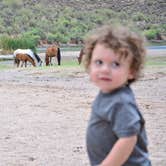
[95,60,103,65]
[111,61,120,68]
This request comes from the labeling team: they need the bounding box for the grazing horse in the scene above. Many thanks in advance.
[14,53,36,67]
[77,48,84,64]
[45,45,61,66]
[13,49,42,67]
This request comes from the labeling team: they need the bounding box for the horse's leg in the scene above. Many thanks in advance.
[25,60,27,67]
[50,57,52,65]
[14,58,17,66]
[45,55,49,66]
[17,60,20,67]
[57,47,61,65]
[14,58,18,67]
[21,61,24,67]
[48,57,50,66]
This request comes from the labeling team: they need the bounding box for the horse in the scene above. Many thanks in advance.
[14,53,36,67]
[13,49,42,67]
[45,45,61,66]
[77,48,84,64]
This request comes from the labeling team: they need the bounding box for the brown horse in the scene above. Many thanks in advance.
[78,48,84,64]
[45,45,61,66]
[13,49,42,67]
[14,53,36,67]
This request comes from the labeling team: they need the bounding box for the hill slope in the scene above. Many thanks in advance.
[0,0,165,44]
[25,0,165,24]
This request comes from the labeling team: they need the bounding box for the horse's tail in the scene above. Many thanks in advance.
[57,47,61,65]
[45,54,49,66]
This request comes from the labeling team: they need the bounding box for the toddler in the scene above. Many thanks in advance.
[83,25,151,166]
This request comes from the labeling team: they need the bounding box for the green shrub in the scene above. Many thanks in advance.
[132,12,148,22]
[48,32,69,44]
[0,35,37,52]
[47,33,58,43]
[143,29,159,40]
[23,28,46,41]
[0,1,164,44]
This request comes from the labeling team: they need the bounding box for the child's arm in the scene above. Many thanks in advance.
[100,135,137,166]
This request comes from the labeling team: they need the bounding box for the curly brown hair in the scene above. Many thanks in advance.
[83,25,146,84]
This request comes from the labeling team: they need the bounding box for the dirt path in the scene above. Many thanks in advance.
[0,64,165,165]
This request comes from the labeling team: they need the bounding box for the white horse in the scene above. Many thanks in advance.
[13,49,42,66]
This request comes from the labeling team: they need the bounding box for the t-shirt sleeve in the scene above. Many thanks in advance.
[111,102,141,138]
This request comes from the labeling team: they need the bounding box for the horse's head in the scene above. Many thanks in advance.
[78,48,84,64]
[33,52,43,66]
[38,60,43,66]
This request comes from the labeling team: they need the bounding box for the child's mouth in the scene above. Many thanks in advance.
[99,77,112,82]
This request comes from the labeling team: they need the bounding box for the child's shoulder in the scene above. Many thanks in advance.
[94,86,139,121]
[110,86,135,104]
[96,86,135,106]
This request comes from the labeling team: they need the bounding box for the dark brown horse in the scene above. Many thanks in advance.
[14,53,36,67]
[78,48,84,64]
[45,45,61,66]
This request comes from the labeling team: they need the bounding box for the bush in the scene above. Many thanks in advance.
[143,29,159,40]
[0,35,37,52]
[132,12,148,22]
[23,28,46,41]
[47,33,58,43]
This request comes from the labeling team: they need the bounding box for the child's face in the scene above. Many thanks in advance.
[89,43,134,93]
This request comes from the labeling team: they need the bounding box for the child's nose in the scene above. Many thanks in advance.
[101,64,111,73]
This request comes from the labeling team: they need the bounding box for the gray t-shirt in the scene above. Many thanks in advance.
[86,86,151,166]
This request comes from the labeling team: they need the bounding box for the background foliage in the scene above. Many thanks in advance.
[0,0,165,46]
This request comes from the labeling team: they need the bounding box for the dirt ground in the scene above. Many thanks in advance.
[0,53,165,166]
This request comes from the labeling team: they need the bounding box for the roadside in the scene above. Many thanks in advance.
[0,48,166,61]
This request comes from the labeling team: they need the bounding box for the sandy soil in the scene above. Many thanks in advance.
[0,58,165,165]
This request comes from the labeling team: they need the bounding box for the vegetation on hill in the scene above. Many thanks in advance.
[0,0,165,50]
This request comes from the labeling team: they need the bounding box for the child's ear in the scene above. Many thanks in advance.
[128,69,135,80]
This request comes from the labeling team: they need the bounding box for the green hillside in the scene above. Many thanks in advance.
[0,0,165,45]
